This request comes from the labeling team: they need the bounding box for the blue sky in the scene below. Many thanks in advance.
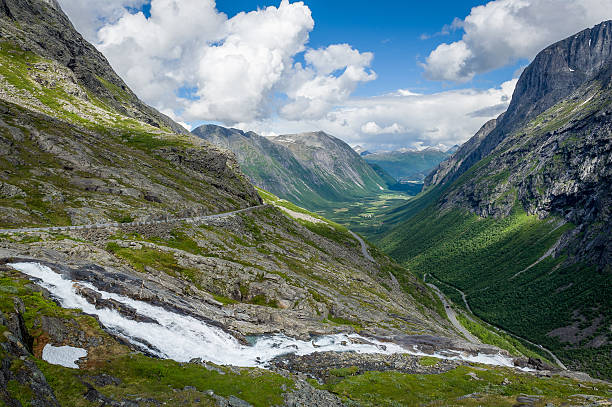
[59,0,612,150]
[215,0,515,96]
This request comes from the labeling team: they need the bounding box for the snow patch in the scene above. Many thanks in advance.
[42,344,87,368]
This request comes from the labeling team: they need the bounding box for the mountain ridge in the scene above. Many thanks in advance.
[0,0,186,133]
[428,20,612,187]
[194,125,391,209]
[381,20,612,379]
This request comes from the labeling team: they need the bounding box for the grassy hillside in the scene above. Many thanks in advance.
[0,40,261,229]
[380,188,611,379]
[376,50,612,379]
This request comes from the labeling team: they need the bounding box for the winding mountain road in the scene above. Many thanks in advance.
[0,205,269,235]
[425,274,567,370]
[349,230,375,262]
[426,282,481,344]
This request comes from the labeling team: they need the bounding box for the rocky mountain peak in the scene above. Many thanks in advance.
[504,20,612,130]
[427,20,612,187]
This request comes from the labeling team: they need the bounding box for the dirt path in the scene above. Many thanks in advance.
[0,205,269,235]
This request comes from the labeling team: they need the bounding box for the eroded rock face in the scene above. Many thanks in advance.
[429,21,612,187]
[425,117,499,187]
[0,308,60,406]
[424,21,612,269]
[0,0,186,134]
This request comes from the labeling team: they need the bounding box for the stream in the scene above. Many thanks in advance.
[9,262,523,369]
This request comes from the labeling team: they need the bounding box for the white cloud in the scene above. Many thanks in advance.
[236,79,518,151]
[304,43,373,76]
[183,0,315,123]
[281,44,376,120]
[58,0,147,40]
[95,0,226,114]
[56,0,605,151]
[361,121,404,135]
[59,0,374,125]
[423,0,612,82]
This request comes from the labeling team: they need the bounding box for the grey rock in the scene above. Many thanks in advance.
[283,380,345,407]
[0,312,60,406]
[0,182,26,199]
[270,351,460,382]
[429,20,612,188]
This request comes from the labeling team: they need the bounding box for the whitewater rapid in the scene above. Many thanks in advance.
[9,262,521,369]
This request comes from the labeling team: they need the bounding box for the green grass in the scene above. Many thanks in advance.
[38,355,291,407]
[380,196,612,378]
[418,356,440,367]
[325,316,363,331]
[321,366,612,407]
[258,187,360,249]
[257,186,413,238]
[105,242,202,287]
[148,229,206,256]
[456,314,550,362]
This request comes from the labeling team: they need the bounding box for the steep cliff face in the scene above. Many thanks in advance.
[425,21,612,269]
[382,21,612,378]
[0,0,185,133]
[428,20,612,187]
[0,0,262,227]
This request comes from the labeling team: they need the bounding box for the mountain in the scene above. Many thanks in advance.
[0,1,609,405]
[352,145,372,156]
[270,131,389,196]
[191,125,327,208]
[446,144,460,154]
[194,126,390,209]
[381,21,612,379]
[0,0,186,134]
[364,148,452,182]
[0,1,461,404]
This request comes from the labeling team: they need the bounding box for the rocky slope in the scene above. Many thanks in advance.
[0,0,185,134]
[382,21,612,379]
[0,6,262,228]
[192,125,326,209]
[270,131,388,199]
[194,126,391,210]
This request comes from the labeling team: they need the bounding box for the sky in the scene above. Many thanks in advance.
[58,0,612,151]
